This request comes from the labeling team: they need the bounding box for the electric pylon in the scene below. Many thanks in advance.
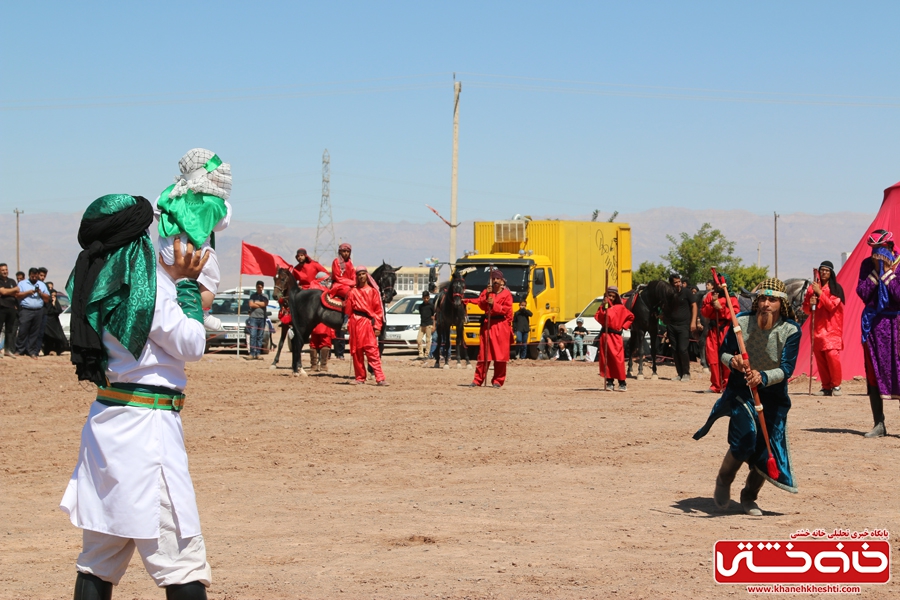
[314,149,337,262]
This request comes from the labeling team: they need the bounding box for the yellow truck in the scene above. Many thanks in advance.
[454,219,632,358]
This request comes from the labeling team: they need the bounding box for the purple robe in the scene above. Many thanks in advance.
[857,256,900,397]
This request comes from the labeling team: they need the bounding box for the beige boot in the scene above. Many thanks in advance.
[740,469,766,516]
[319,348,330,372]
[309,348,319,372]
[714,451,743,509]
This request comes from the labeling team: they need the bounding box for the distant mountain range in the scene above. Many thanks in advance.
[0,207,874,289]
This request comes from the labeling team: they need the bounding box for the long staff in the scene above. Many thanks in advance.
[807,268,818,396]
[711,268,779,480]
[481,265,493,386]
[600,269,610,390]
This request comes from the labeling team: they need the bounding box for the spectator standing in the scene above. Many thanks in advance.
[247,281,268,359]
[512,300,533,359]
[0,263,18,357]
[667,272,699,381]
[572,317,589,360]
[803,260,845,396]
[417,291,435,360]
[43,290,69,355]
[15,271,25,282]
[14,268,49,357]
[37,268,50,350]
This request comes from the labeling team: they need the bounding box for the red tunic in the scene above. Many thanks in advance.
[345,283,385,382]
[330,258,356,299]
[802,284,844,352]
[594,303,634,380]
[475,287,513,363]
[700,292,740,391]
[292,260,329,289]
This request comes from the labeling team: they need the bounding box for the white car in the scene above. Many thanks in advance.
[383,296,426,350]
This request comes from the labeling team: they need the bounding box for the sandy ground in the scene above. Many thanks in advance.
[2,350,899,600]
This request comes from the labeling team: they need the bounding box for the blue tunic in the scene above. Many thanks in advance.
[693,312,801,493]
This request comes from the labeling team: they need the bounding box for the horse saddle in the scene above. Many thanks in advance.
[321,290,345,312]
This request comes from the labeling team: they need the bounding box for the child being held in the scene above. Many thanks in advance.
[156,148,232,330]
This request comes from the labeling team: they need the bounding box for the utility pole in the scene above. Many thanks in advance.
[757,242,761,268]
[774,212,779,278]
[314,149,337,262]
[13,208,23,272]
[449,79,461,269]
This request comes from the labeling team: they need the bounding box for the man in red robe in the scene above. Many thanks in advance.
[469,270,514,388]
[595,286,635,392]
[330,243,356,301]
[701,279,741,393]
[292,248,329,289]
[345,267,387,385]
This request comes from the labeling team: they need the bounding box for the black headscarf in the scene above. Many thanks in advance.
[70,195,155,386]
[818,261,845,304]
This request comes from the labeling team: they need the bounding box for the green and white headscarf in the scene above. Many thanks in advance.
[157,148,231,246]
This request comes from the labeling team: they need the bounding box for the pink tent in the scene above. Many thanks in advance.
[796,181,900,380]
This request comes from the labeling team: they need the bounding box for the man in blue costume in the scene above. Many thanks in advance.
[693,277,801,516]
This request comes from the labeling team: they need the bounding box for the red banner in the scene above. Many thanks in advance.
[240,242,291,276]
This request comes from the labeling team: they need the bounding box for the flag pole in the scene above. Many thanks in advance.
[237,270,243,358]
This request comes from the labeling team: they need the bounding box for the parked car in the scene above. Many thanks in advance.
[383,295,425,350]
[205,293,275,354]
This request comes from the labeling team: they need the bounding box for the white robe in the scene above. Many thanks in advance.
[60,273,206,540]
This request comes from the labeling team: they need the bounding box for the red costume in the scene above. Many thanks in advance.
[594,303,634,381]
[803,284,844,391]
[345,280,384,383]
[700,292,741,393]
[292,259,329,289]
[472,286,514,387]
[309,323,334,350]
[330,257,355,300]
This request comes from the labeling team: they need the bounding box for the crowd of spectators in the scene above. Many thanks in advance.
[0,263,68,359]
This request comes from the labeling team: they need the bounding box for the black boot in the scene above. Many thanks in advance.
[865,385,886,438]
[740,469,766,516]
[165,581,208,600]
[73,572,113,600]
[714,451,743,509]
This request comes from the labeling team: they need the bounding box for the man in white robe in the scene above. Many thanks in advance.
[61,194,211,600]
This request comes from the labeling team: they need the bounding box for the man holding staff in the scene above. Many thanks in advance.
[694,277,801,516]
[346,266,387,385]
[802,260,844,397]
[469,269,513,388]
[594,286,634,392]
[61,194,212,599]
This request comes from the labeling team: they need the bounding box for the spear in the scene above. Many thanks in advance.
[600,269,609,390]
[711,268,779,480]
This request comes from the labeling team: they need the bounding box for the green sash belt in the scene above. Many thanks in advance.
[97,383,185,411]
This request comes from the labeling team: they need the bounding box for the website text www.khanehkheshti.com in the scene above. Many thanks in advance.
[745,584,862,594]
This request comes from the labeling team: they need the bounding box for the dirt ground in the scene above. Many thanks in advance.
[2,350,899,599]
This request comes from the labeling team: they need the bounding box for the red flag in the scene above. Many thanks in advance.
[240,242,291,276]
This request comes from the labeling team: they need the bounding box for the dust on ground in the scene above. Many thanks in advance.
[2,351,898,599]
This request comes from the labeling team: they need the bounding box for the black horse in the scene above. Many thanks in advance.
[623,280,676,380]
[271,267,345,376]
[270,263,400,375]
[433,271,469,368]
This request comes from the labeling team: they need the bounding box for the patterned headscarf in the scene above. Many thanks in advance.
[171,148,232,200]
[751,277,795,320]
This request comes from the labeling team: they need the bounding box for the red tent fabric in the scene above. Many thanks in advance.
[796,181,900,380]
[240,242,291,276]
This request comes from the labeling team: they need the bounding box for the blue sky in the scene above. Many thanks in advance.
[2,1,900,227]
